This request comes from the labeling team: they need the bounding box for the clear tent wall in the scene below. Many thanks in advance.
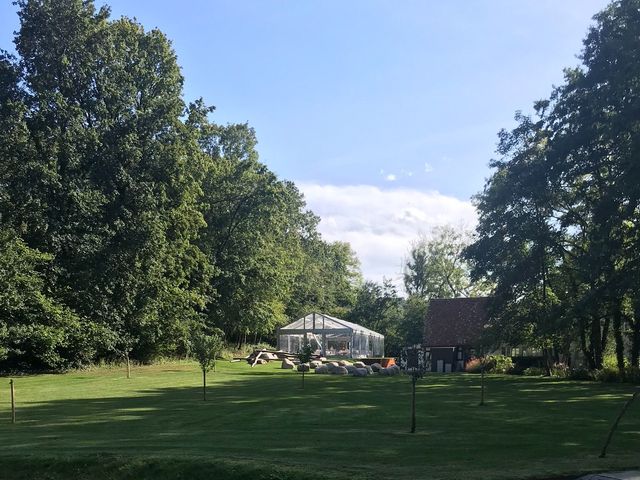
[277,313,384,358]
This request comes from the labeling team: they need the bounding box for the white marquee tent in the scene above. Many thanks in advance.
[277,312,384,358]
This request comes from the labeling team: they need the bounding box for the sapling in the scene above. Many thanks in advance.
[399,345,430,433]
[297,342,314,389]
[191,329,224,401]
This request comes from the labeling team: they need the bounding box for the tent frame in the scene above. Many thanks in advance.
[277,312,384,358]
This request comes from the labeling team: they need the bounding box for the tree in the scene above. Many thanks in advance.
[0,0,368,370]
[404,226,489,300]
[399,346,429,433]
[0,228,101,370]
[191,329,224,401]
[348,279,404,355]
[297,342,313,389]
[466,0,640,373]
[1,0,211,365]
[286,238,361,321]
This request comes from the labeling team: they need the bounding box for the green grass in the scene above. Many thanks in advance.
[0,361,639,480]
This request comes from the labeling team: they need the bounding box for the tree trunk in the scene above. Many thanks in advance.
[126,353,131,379]
[613,301,625,377]
[480,358,486,406]
[632,302,640,367]
[579,316,596,370]
[589,315,604,370]
[203,369,207,401]
[542,348,553,376]
[631,320,640,368]
[410,376,417,433]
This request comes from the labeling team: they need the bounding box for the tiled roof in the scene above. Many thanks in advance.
[423,297,490,347]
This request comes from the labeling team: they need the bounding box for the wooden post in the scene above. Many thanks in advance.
[480,348,486,406]
[10,379,15,424]
[410,375,417,433]
[600,389,639,458]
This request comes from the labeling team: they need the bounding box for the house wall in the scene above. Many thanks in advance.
[428,347,469,372]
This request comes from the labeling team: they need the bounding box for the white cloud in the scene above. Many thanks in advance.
[385,173,397,181]
[298,183,477,290]
[424,162,434,173]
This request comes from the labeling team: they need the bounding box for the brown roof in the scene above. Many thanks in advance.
[423,297,490,347]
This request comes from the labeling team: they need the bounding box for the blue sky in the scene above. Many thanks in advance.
[0,0,610,286]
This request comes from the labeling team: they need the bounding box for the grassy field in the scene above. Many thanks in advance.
[0,361,638,480]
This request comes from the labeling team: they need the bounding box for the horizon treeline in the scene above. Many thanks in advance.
[0,0,363,370]
[465,0,640,375]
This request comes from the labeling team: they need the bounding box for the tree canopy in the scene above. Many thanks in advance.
[466,0,640,373]
[0,0,362,370]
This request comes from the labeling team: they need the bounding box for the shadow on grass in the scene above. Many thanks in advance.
[0,370,639,480]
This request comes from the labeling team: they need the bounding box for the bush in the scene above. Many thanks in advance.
[490,355,514,374]
[626,366,640,384]
[591,367,622,383]
[464,355,514,374]
[568,367,592,381]
[550,363,570,378]
[591,366,640,384]
[465,357,483,373]
[523,366,546,376]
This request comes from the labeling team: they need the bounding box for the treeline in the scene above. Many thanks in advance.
[465,0,640,375]
[349,226,488,356]
[0,0,361,371]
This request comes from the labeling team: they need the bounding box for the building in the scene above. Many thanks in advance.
[423,297,490,372]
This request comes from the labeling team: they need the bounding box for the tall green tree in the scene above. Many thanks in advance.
[0,228,101,370]
[1,0,210,363]
[467,0,640,371]
[348,279,404,355]
[404,226,488,299]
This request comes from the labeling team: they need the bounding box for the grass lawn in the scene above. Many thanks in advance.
[0,361,639,480]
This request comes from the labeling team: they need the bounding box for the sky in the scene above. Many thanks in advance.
[0,0,610,288]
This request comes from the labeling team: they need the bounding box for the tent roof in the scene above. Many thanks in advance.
[280,312,383,338]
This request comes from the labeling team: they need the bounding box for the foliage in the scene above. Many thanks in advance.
[523,367,546,376]
[191,329,225,374]
[549,363,570,379]
[348,279,405,355]
[464,358,483,374]
[567,367,592,381]
[465,0,640,372]
[464,355,513,374]
[297,343,314,365]
[0,228,104,370]
[404,226,490,299]
[0,0,364,370]
[490,355,514,374]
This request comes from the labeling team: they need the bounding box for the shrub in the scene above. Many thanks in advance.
[550,363,570,378]
[523,366,546,376]
[626,366,640,384]
[465,357,483,373]
[490,354,514,374]
[465,355,515,374]
[602,354,630,371]
[568,367,592,381]
[591,367,622,383]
